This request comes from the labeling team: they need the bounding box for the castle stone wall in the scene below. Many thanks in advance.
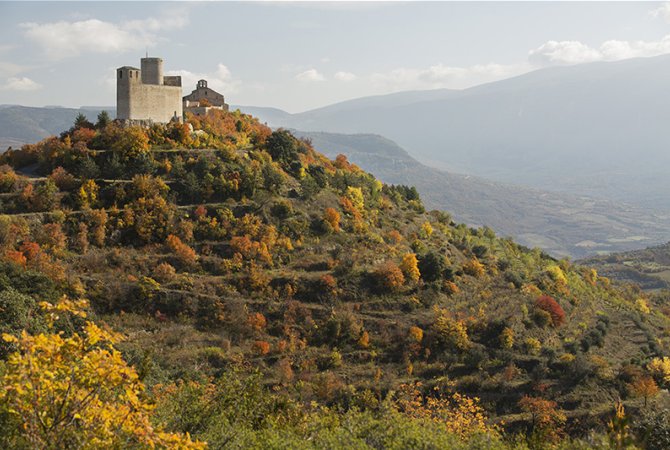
[127,83,182,123]
[116,58,182,123]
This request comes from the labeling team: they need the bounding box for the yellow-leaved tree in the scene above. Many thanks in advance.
[0,297,204,449]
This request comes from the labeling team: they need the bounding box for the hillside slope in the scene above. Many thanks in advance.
[244,55,670,210]
[293,131,670,259]
[0,105,112,150]
[0,110,669,446]
[581,242,670,291]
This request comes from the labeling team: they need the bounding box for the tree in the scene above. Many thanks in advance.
[629,375,659,407]
[73,112,94,130]
[96,110,111,129]
[418,251,445,282]
[0,298,203,449]
[265,129,300,163]
[399,253,421,283]
[111,126,150,160]
[78,179,99,208]
[518,395,566,444]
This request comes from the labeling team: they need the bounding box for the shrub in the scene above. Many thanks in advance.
[648,357,670,386]
[524,338,542,355]
[373,261,405,293]
[48,167,77,190]
[499,327,515,349]
[535,295,566,327]
[408,326,424,343]
[462,258,485,277]
[247,312,267,333]
[323,207,341,233]
[252,340,270,356]
[433,308,470,351]
[166,234,198,268]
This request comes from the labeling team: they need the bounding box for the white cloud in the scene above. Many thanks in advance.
[650,2,670,22]
[600,36,670,60]
[295,68,325,82]
[370,63,526,91]
[20,9,190,59]
[528,40,602,66]
[167,63,240,94]
[334,71,356,82]
[529,37,670,67]
[2,77,42,91]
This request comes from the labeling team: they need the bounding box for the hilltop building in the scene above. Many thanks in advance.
[116,57,182,124]
[183,80,230,116]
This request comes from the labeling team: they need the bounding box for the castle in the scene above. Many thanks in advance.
[116,57,229,124]
[116,57,183,123]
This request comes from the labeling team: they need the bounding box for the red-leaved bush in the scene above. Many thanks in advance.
[535,295,566,327]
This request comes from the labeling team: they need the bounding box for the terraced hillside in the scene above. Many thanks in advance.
[1,110,669,448]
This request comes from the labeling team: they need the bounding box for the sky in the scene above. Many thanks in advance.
[1,1,670,112]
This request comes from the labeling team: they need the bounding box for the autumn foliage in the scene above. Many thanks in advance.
[373,261,405,292]
[535,295,566,327]
[166,234,198,268]
[0,298,203,449]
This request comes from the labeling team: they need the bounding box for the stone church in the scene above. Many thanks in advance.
[183,79,230,116]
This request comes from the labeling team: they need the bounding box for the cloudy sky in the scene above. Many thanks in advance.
[1,1,670,112]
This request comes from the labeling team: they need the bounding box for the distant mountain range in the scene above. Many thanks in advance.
[291,131,670,259]
[0,105,112,150]
[235,55,670,211]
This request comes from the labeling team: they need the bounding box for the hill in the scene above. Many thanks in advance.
[0,105,112,150]
[7,106,670,259]
[1,110,669,447]
[242,55,670,211]
[291,131,670,259]
[581,242,670,291]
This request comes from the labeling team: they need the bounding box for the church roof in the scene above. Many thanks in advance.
[118,66,140,70]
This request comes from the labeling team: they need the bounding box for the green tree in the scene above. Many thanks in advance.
[95,110,111,130]
[265,129,300,163]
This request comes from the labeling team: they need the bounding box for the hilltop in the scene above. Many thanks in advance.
[0,110,669,448]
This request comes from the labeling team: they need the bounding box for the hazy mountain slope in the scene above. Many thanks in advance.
[294,130,670,259]
[252,56,670,210]
[581,242,670,291]
[0,105,111,150]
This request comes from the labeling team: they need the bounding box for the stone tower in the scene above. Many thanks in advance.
[116,57,182,124]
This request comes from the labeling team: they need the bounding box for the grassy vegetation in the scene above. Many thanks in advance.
[1,110,670,448]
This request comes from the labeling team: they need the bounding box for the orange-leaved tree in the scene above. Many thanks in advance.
[0,297,204,449]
